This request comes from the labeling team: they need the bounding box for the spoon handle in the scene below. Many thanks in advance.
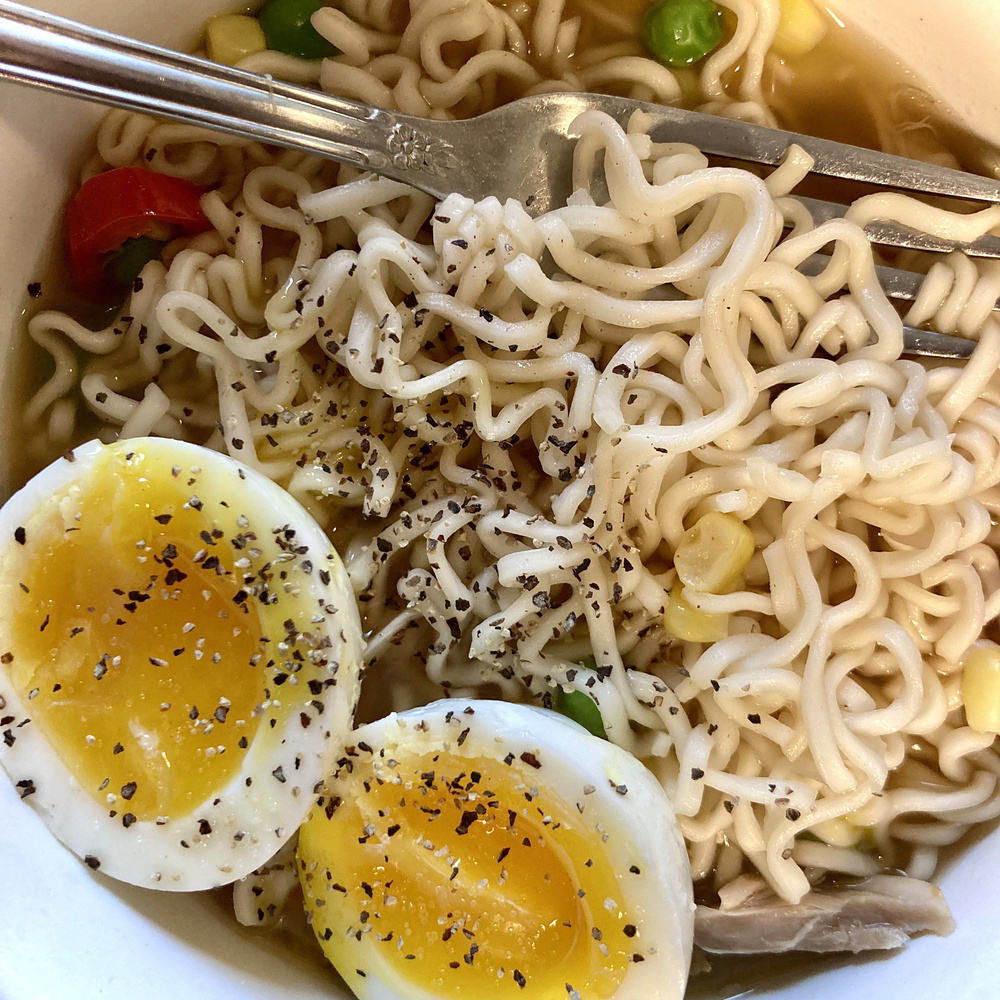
[0,0,440,186]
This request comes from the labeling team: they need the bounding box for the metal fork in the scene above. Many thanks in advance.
[2,0,996,360]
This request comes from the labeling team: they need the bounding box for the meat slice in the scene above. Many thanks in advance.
[695,874,955,954]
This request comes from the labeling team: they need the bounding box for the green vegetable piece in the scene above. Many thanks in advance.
[258,0,337,60]
[554,687,607,740]
[642,0,724,67]
[103,236,166,288]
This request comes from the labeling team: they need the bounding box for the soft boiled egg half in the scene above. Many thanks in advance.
[0,437,362,889]
[297,699,694,1000]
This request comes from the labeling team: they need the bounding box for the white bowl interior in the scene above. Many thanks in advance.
[1,1,999,998]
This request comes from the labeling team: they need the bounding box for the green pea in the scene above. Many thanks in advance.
[104,236,166,289]
[642,0,724,67]
[258,0,337,60]
[554,683,607,740]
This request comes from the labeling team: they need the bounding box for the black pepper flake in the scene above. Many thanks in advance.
[747,713,762,725]
[513,970,526,989]
[272,766,287,783]
[122,812,137,828]
[214,706,229,723]
[84,855,101,870]
[121,781,137,800]
[26,281,42,298]
[16,779,36,798]
[14,526,26,545]
[786,807,801,822]
[623,923,637,937]
[519,751,541,769]
[456,809,478,835]
[690,768,705,780]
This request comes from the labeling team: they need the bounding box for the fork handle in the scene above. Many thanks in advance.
[0,0,450,192]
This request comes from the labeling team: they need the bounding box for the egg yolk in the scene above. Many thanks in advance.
[298,751,632,999]
[4,448,266,822]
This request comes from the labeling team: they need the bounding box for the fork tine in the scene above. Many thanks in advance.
[796,256,982,358]
[623,101,1000,205]
[801,253,1000,309]
[795,197,1000,259]
[798,256,924,301]
[901,328,977,358]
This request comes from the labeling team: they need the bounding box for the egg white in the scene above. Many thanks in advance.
[301,699,695,1000]
[0,437,363,891]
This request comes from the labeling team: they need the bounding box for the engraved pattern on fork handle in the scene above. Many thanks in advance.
[385,121,461,179]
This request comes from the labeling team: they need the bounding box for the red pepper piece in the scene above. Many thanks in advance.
[67,166,211,293]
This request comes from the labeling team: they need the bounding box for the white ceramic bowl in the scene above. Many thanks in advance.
[1,2,999,998]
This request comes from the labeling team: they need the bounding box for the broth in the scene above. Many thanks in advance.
[763,5,998,175]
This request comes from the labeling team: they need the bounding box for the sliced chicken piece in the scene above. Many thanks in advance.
[695,874,955,954]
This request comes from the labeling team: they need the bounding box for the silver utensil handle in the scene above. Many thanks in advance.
[0,0,408,176]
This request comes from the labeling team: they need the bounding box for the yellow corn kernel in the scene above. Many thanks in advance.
[809,817,864,849]
[961,642,1000,734]
[772,0,828,59]
[673,511,755,594]
[664,583,728,644]
[206,14,267,67]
